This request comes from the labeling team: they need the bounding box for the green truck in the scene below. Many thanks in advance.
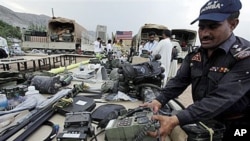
[22,17,90,53]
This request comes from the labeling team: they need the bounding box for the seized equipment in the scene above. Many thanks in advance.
[57,112,95,141]
[102,51,123,74]
[91,104,127,129]
[0,86,27,110]
[182,120,226,141]
[56,95,96,115]
[118,54,165,99]
[89,58,102,64]
[60,74,73,86]
[30,75,61,94]
[104,99,186,141]
[105,107,160,141]
[0,71,26,86]
[0,85,28,99]
[0,82,94,141]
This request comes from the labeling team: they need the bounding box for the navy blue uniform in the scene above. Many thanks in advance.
[156,34,250,125]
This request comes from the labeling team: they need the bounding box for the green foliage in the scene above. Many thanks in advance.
[0,20,22,39]
[28,23,47,32]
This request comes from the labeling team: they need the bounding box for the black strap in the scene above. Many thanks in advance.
[43,121,59,141]
[13,108,55,141]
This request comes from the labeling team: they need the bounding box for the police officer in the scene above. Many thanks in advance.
[142,0,250,140]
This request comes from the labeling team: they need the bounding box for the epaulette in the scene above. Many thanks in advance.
[192,46,200,53]
[187,46,200,58]
[230,44,250,60]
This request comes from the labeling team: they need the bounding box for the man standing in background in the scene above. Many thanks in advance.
[143,31,158,53]
[152,29,173,86]
[106,39,113,53]
[93,37,103,54]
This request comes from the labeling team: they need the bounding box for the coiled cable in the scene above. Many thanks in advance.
[43,121,59,141]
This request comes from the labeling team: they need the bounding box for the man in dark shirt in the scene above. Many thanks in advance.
[143,0,250,140]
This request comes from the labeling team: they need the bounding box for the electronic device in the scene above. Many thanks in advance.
[60,75,73,86]
[0,84,28,99]
[56,112,94,141]
[56,95,96,115]
[118,54,165,99]
[105,107,160,141]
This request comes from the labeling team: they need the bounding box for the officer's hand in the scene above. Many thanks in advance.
[140,100,162,113]
[148,115,179,141]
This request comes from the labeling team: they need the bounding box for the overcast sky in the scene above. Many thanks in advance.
[1,0,250,43]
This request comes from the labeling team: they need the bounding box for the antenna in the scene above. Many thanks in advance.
[52,8,55,19]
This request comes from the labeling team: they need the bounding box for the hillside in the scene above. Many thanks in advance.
[0,5,51,29]
[0,5,96,43]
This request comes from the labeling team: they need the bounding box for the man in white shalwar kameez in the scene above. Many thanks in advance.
[152,29,173,86]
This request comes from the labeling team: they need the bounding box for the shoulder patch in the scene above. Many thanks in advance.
[191,52,201,62]
[230,42,250,60]
[233,46,250,60]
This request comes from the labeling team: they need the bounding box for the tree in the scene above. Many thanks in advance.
[27,23,47,32]
[0,20,22,39]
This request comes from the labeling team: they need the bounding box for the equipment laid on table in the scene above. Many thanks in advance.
[182,120,226,141]
[89,58,102,64]
[102,51,123,74]
[104,98,187,141]
[30,75,61,94]
[56,95,96,115]
[91,104,127,129]
[105,107,160,141]
[0,71,26,86]
[56,112,95,141]
[0,82,94,141]
[0,84,28,98]
[0,84,29,111]
[60,74,73,86]
[118,54,165,100]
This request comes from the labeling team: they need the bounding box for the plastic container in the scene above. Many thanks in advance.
[79,63,84,71]
[25,86,40,95]
[0,94,8,111]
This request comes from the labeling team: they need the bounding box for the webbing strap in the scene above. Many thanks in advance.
[199,122,214,141]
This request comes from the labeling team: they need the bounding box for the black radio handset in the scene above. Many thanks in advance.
[123,106,149,118]
[134,110,160,141]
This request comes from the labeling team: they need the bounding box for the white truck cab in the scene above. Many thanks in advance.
[171,29,197,63]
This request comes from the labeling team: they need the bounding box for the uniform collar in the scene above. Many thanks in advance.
[199,33,237,54]
[218,33,237,54]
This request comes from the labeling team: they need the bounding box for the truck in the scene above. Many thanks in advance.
[132,23,168,50]
[171,29,197,62]
[132,24,197,62]
[22,17,90,53]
